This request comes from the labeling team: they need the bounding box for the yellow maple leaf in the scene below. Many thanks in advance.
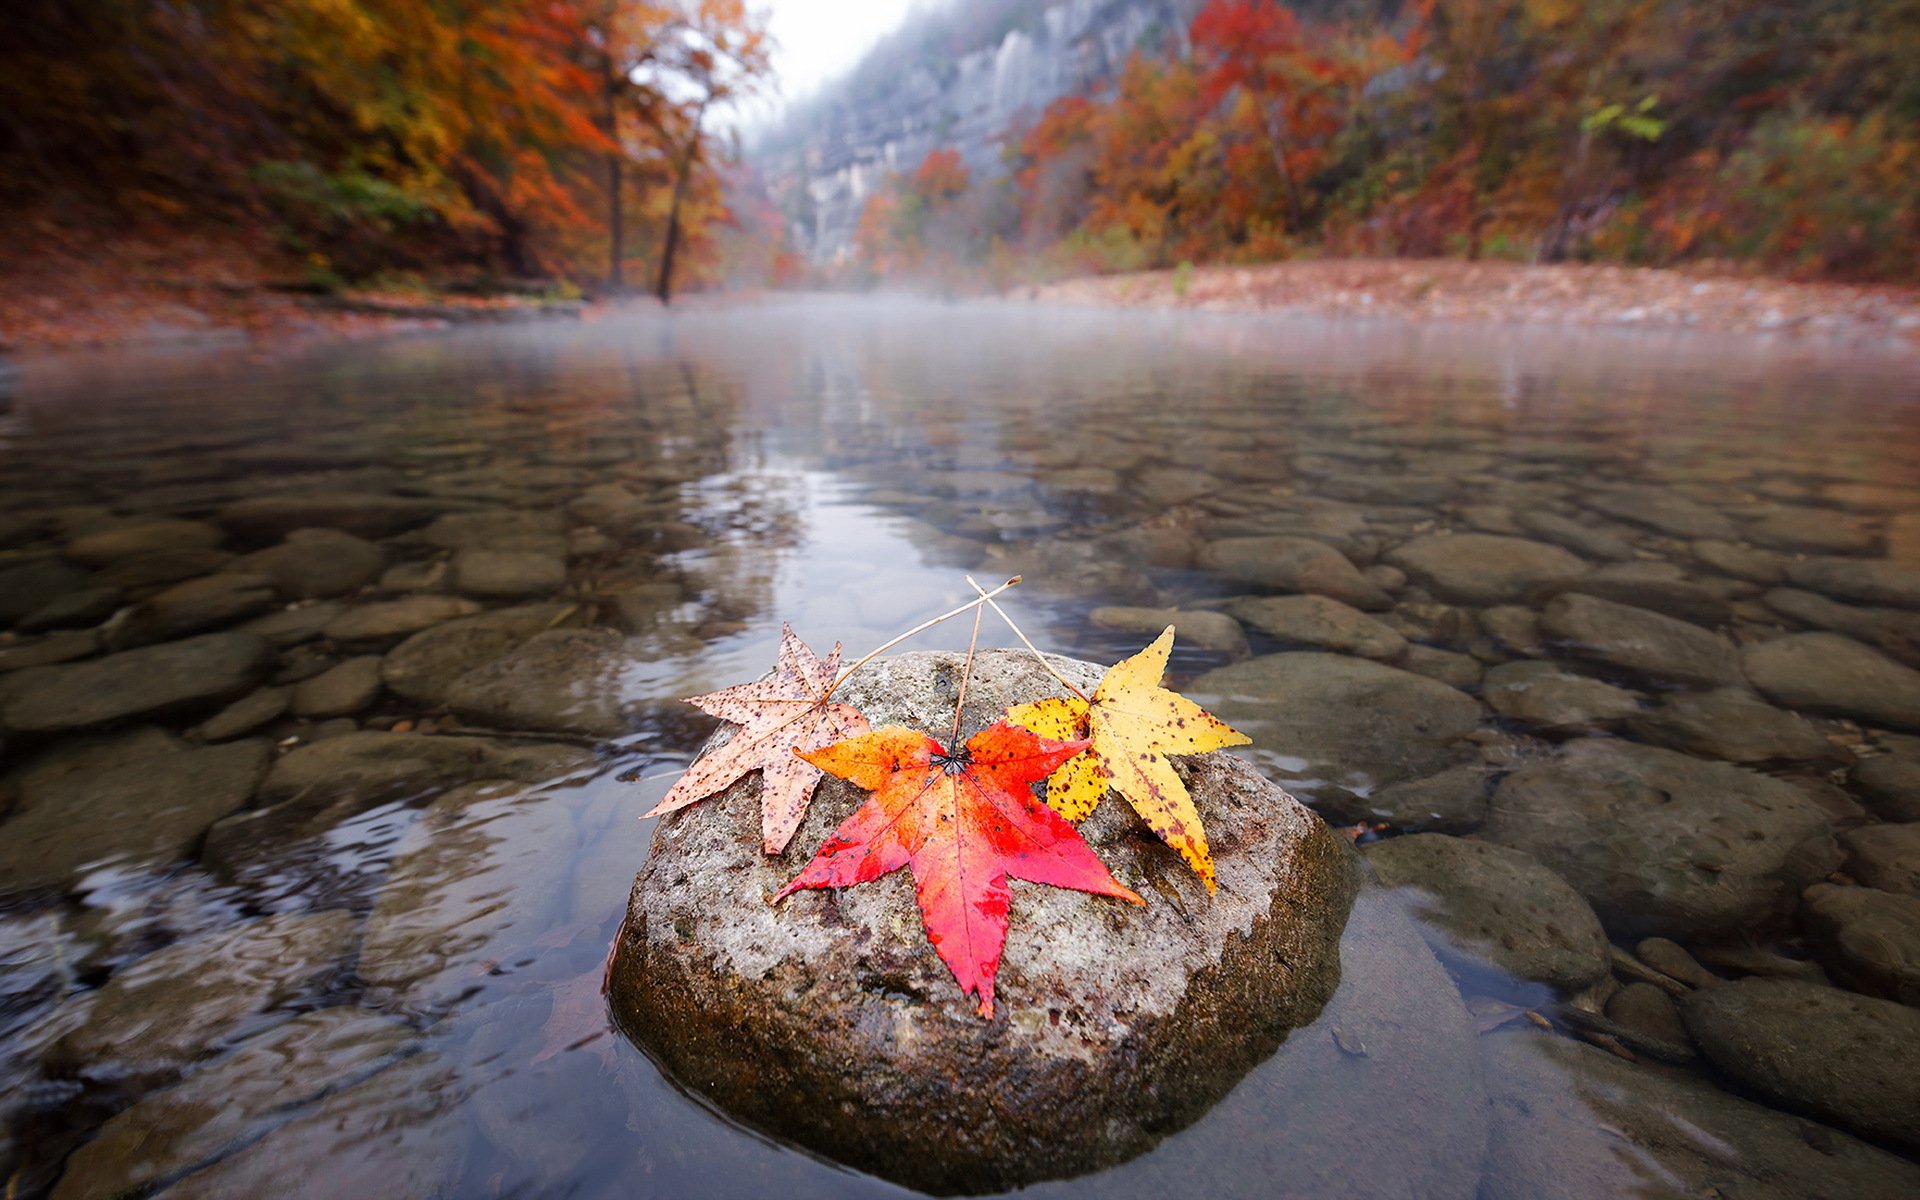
[1007,626,1250,892]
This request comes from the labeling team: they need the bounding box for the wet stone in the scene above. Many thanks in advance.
[323,594,482,643]
[87,547,236,590]
[1088,606,1249,658]
[215,492,450,541]
[1786,556,1920,611]
[1514,510,1636,562]
[1399,645,1483,689]
[1852,753,1920,822]
[155,1050,464,1200]
[1584,488,1737,540]
[104,572,278,650]
[447,548,568,598]
[1742,632,1920,731]
[1627,687,1833,763]
[1482,660,1642,734]
[1479,1028,1920,1200]
[17,586,123,633]
[1800,884,1920,1005]
[63,519,224,568]
[192,685,291,741]
[380,603,572,706]
[1365,833,1610,997]
[1543,570,1734,628]
[1323,763,1490,833]
[44,911,358,1092]
[1225,594,1406,659]
[1635,937,1722,990]
[1681,977,1920,1154]
[237,600,348,648]
[1193,652,1482,803]
[0,631,273,732]
[445,628,646,738]
[1483,739,1841,939]
[610,650,1359,1194]
[1840,823,1920,895]
[1196,536,1390,610]
[1762,587,1920,670]
[1746,507,1876,555]
[50,1008,415,1200]
[1538,592,1746,689]
[237,528,386,598]
[1691,538,1786,584]
[1478,605,1546,657]
[0,739,268,900]
[1384,533,1587,606]
[1604,981,1691,1050]
[412,508,567,555]
[0,629,98,673]
[290,655,384,719]
[0,559,90,627]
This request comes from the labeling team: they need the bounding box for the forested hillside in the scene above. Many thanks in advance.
[0,0,768,296]
[785,0,1919,287]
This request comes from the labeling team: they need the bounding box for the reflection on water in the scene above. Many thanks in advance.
[2,300,1919,1197]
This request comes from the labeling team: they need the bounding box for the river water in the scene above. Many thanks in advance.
[2,299,1918,1197]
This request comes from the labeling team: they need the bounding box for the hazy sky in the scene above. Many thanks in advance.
[760,0,921,101]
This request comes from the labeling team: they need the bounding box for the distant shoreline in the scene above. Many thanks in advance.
[1021,259,1920,351]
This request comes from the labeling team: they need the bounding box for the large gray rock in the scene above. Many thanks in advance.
[1786,557,1920,611]
[237,528,386,598]
[1682,978,1920,1154]
[44,911,358,1091]
[445,628,648,737]
[1481,660,1641,734]
[1088,606,1249,658]
[1364,834,1609,996]
[290,654,384,719]
[51,1008,414,1200]
[1539,592,1745,688]
[1480,1028,1920,1200]
[1483,739,1841,938]
[1191,653,1481,806]
[1628,686,1834,763]
[1224,594,1405,659]
[1743,632,1920,731]
[1197,536,1390,610]
[1801,884,1920,1005]
[0,739,267,899]
[1385,533,1586,605]
[610,650,1358,1193]
[0,632,273,732]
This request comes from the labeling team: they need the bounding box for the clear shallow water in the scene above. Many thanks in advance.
[2,301,1919,1198]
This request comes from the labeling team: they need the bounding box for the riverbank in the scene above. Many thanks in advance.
[0,216,591,355]
[1027,259,1920,349]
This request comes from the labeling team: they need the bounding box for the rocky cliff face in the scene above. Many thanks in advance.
[755,0,1200,264]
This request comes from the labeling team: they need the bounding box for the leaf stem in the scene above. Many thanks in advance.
[965,575,1090,701]
[949,598,984,746]
[826,575,1021,697]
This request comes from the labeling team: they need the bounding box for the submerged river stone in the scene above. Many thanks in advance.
[609,650,1358,1194]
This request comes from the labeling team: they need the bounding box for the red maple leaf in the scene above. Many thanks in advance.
[776,722,1144,1018]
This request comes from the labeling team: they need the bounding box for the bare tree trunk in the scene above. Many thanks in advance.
[608,153,625,288]
[1258,97,1303,230]
[654,101,707,306]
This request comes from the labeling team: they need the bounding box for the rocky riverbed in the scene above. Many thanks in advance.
[2,305,1919,1196]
